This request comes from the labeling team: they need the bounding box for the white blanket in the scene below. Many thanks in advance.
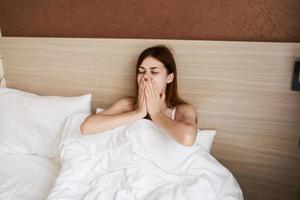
[47,113,243,200]
[0,154,60,200]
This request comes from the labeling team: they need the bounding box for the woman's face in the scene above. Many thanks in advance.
[137,56,174,96]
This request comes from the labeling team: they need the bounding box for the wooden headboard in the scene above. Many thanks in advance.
[0,37,300,200]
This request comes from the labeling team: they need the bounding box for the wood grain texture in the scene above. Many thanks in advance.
[0,30,5,87]
[0,58,5,88]
[0,37,300,200]
[0,0,299,42]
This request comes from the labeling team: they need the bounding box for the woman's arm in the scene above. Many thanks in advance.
[80,110,142,135]
[81,78,147,135]
[151,104,197,147]
[144,78,197,146]
[80,97,141,135]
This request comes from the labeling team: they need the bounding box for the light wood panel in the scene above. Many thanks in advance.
[0,29,6,88]
[0,59,5,88]
[0,37,299,200]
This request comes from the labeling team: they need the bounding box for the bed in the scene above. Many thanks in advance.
[0,154,60,199]
[0,37,299,200]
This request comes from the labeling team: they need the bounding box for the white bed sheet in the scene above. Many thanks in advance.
[0,154,60,200]
[47,113,244,200]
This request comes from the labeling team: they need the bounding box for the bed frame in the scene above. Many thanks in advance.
[0,37,299,200]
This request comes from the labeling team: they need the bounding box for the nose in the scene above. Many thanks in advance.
[143,72,152,80]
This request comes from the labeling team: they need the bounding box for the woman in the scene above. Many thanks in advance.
[80,45,197,146]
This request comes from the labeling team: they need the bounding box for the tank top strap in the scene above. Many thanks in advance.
[171,107,176,120]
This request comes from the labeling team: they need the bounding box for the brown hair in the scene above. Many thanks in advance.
[135,45,187,111]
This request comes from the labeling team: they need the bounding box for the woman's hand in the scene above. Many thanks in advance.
[145,78,165,117]
[136,77,147,118]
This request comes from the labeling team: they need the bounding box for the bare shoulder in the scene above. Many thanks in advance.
[175,104,197,125]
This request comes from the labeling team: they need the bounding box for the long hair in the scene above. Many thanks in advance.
[135,45,187,112]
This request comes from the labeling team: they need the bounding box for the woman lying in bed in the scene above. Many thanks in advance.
[80,45,197,146]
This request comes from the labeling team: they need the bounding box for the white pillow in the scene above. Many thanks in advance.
[96,107,216,153]
[0,88,91,158]
[196,129,216,153]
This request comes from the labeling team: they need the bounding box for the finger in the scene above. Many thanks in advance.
[140,77,143,83]
[145,84,151,100]
[140,79,143,91]
[151,79,160,96]
[140,78,145,90]
[143,81,147,95]
[144,79,150,94]
[144,80,147,88]
[144,86,149,102]
[142,89,147,104]
[141,88,145,104]
[149,79,157,98]
[141,78,145,88]
[138,86,143,101]
[138,79,143,91]
[140,78,146,94]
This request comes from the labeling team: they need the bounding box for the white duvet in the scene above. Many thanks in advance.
[0,154,60,200]
[47,113,243,200]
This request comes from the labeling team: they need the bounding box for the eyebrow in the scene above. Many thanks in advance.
[139,66,160,70]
